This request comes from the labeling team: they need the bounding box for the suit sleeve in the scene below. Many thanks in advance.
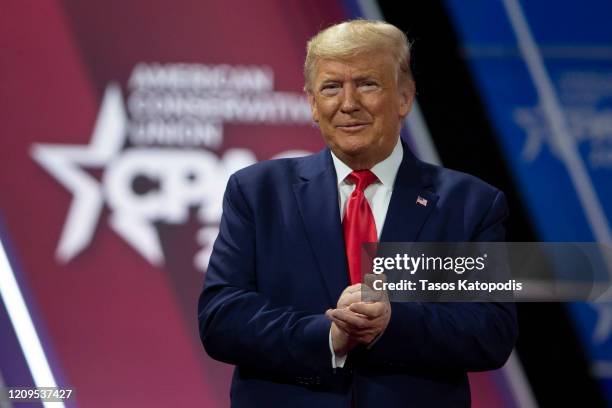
[197,174,333,377]
[363,190,518,371]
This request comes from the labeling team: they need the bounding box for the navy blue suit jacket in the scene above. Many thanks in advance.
[198,141,518,407]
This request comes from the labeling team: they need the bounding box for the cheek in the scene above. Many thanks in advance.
[319,103,338,120]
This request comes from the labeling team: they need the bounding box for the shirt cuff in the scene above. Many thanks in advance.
[329,328,347,368]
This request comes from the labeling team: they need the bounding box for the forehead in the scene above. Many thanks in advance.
[313,53,395,81]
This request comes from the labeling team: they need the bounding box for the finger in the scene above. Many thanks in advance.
[326,310,349,330]
[328,309,368,331]
[338,291,363,308]
[361,285,386,303]
[342,290,363,302]
[341,283,365,296]
[349,302,387,318]
[329,308,371,330]
[329,317,353,334]
[330,316,377,338]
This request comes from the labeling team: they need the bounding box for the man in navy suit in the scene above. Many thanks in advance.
[198,20,517,407]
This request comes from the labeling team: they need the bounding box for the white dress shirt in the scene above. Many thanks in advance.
[328,137,403,368]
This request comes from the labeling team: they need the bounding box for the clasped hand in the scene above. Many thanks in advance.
[326,280,391,356]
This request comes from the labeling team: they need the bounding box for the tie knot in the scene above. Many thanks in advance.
[347,170,378,192]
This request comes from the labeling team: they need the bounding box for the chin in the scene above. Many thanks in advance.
[335,142,372,158]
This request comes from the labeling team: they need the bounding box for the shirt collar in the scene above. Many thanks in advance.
[330,136,403,188]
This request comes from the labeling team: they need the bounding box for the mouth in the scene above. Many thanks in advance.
[336,123,370,133]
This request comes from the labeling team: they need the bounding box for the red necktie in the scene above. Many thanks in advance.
[343,170,378,284]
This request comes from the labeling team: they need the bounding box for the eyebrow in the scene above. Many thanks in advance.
[319,74,380,83]
[354,75,379,82]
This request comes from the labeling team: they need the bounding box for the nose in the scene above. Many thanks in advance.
[340,84,360,114]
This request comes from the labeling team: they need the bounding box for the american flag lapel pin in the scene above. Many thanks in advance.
[416,196,428,207]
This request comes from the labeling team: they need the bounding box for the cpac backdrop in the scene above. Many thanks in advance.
[444,0,612,405]
[1,0,524,406]
[445,0,612,405]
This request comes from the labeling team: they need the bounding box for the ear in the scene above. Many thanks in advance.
[398,79,415,118]
[307,91,320,123]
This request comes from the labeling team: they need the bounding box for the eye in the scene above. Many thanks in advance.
[359,81,379,91]
[320,83,341,96]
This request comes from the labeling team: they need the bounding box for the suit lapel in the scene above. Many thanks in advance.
[380,142,439,242]
[291,143,439,304]
[293,150,348,306]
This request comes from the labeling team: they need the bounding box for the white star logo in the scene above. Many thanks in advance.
[31,70,312,269]
[31,84,127,263]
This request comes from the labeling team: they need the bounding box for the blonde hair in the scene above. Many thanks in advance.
[304,19,412,91]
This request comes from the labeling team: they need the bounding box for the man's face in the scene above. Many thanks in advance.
[307,52,414,168]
